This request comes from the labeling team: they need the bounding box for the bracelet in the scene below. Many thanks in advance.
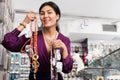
[20,23,26,28]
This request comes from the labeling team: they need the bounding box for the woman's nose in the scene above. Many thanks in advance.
[44,13,48,17]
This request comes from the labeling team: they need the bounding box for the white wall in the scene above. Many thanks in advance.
[67,18,120,33]
[13,13,120,42]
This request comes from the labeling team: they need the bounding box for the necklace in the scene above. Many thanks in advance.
[43,31,58,52]
[30,19,39,80]
[20,19,39,80]
[42,31,59,80]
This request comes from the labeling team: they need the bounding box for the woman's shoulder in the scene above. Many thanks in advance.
[58,33,70,41]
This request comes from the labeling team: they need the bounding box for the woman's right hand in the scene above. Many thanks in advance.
[23,11,36,24]
[17,11,36,31]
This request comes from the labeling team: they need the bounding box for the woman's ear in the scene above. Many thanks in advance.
[56,14,60,21]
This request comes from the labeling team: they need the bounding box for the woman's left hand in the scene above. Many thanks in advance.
[52,39,66,50]
[52,39,68,58]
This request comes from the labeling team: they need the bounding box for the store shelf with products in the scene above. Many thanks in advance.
[87,40,120,66]
[9,52,30,80]
[80,38,88,66]
[77,41,120,80]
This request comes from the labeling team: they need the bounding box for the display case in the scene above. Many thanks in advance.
[78,45,120,80]
[9,52,30,80]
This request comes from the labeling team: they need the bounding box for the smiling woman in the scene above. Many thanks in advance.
[2,1,73,80]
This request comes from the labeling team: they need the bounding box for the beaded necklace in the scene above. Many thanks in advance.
[30,19,39,80]
[43,30,59,80]
[43,31,59,80]
[20,19,39,80]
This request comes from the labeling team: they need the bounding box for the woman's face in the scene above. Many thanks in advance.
[40,5,59,28]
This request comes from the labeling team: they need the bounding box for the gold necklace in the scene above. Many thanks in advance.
[30,19,39,80]
[20,19,39,80]
[43,31,58,51]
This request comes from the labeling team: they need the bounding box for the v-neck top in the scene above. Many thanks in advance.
[1,28,73,77]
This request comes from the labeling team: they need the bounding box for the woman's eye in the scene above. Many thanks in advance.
[48,12,52,14]
[40,11,53,15]
[40,12,44,15]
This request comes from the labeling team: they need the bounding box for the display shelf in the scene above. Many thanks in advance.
[9,52,30,80]
[88,48,120,69]
[78,47,120,80]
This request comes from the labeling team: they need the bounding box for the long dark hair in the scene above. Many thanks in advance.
[39,1,61,32]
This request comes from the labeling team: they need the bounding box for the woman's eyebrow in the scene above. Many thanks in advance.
[41,9,52,12]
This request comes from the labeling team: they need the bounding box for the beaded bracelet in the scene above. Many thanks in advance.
[20,23,26,28]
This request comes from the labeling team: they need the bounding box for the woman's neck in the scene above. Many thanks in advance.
[42,27,58,40]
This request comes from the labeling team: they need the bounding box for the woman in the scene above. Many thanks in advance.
[2,1,73,80]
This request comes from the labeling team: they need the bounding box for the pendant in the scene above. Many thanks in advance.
[31,54,39,80]
[32,54,39,61]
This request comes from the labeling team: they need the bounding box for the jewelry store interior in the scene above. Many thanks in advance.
[0,0,120,80]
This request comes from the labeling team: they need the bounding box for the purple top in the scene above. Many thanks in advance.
[2,28,73,80]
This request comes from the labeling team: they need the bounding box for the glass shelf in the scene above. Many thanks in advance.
[88,48,120,69]
[78,48,120,80]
